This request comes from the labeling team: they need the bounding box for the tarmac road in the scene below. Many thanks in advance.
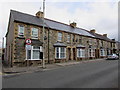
[2,59,118,88]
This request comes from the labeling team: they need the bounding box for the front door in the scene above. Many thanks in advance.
[68,48,71,60]
[73,48,76,60]
[95,49,100,58]
[95,49,97,58]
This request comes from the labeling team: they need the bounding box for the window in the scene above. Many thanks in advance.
[76,37,78,42]
[58,32,62,41]
[26,46,43,60]
[94,39,97,45]
[107,49,111,55]
[79,38,82,44]
[89,49,95,57]
[27,50,31,59]
[55,47,66,59]
[89,39,92,45]
[101,41,103,46]
[18,25,24,37]
[67,34,70,42]
[77,48,85,57]
[100,49,105,56]
[31,28,38,39]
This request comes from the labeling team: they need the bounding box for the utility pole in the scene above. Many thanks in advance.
[42,0,45,68]
[2,37,4,60]
[2,37,4,49]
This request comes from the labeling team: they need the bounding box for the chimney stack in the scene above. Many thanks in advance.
[90,29,96,33]
[112,39,115,41]
[70,22,77,28]
[36,11,44,18]
[103,34,107,37]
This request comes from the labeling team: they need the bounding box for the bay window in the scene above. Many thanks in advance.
[55,47,66,59]
[26,46,43,60]
[77,48,85,57]
[31,28,38,39]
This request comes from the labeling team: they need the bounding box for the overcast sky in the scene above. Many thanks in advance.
[0,0,119,48]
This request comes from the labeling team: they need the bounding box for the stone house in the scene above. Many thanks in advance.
[5,10,117,67]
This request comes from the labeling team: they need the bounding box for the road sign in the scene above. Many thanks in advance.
[25,39,32,45]
[26,45,32,50]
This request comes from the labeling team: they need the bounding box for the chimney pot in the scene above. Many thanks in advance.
[112,39,115,41]
[103,34,107,37]
[36,11,44,18]
[70,22,77,28]
[90,29,96,33]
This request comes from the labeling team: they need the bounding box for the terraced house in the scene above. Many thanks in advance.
[5,10,117,67]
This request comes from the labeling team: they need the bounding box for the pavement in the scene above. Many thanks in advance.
[2,58,105,77]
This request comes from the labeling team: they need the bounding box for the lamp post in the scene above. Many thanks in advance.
[42,0,45,68]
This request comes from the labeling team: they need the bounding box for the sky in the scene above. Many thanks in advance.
[0,0,119,48]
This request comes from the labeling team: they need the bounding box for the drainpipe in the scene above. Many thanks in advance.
[48,28,50,64]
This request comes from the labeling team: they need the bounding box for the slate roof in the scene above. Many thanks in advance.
[44,18,94,37]
[76,44,86,48]
[31,39,43,46]
[89,31,114,42]
[10,10,94,38]
[11,10,45,27]
[53,42,67,47]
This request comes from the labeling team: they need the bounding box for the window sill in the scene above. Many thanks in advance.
[25,59,42,60]
[17,36,25,39]
[67,41,70,44]
[55,58,66,60]
[77,57,85,58]
[57,40,63,42]
[31,38,39,40]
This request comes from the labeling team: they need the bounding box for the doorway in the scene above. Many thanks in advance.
[68,48,71,60]
[73,48,76,60]
[95,49,100,58]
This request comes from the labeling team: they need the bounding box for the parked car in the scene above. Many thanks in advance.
[106,54,119,60]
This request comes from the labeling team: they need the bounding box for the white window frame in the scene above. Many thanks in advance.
[18,25,24,37]
[89,39,92,45]
[77,48,85,58]
[67,34,70,42]
[58,32,62,41]
[26,46,42,60]
[100,49,105,56]
[31,28,38,39]
[55,47,66,59]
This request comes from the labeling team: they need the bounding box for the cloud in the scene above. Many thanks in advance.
[46,2,118,40]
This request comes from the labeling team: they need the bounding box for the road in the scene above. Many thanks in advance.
[2,59,118,88]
